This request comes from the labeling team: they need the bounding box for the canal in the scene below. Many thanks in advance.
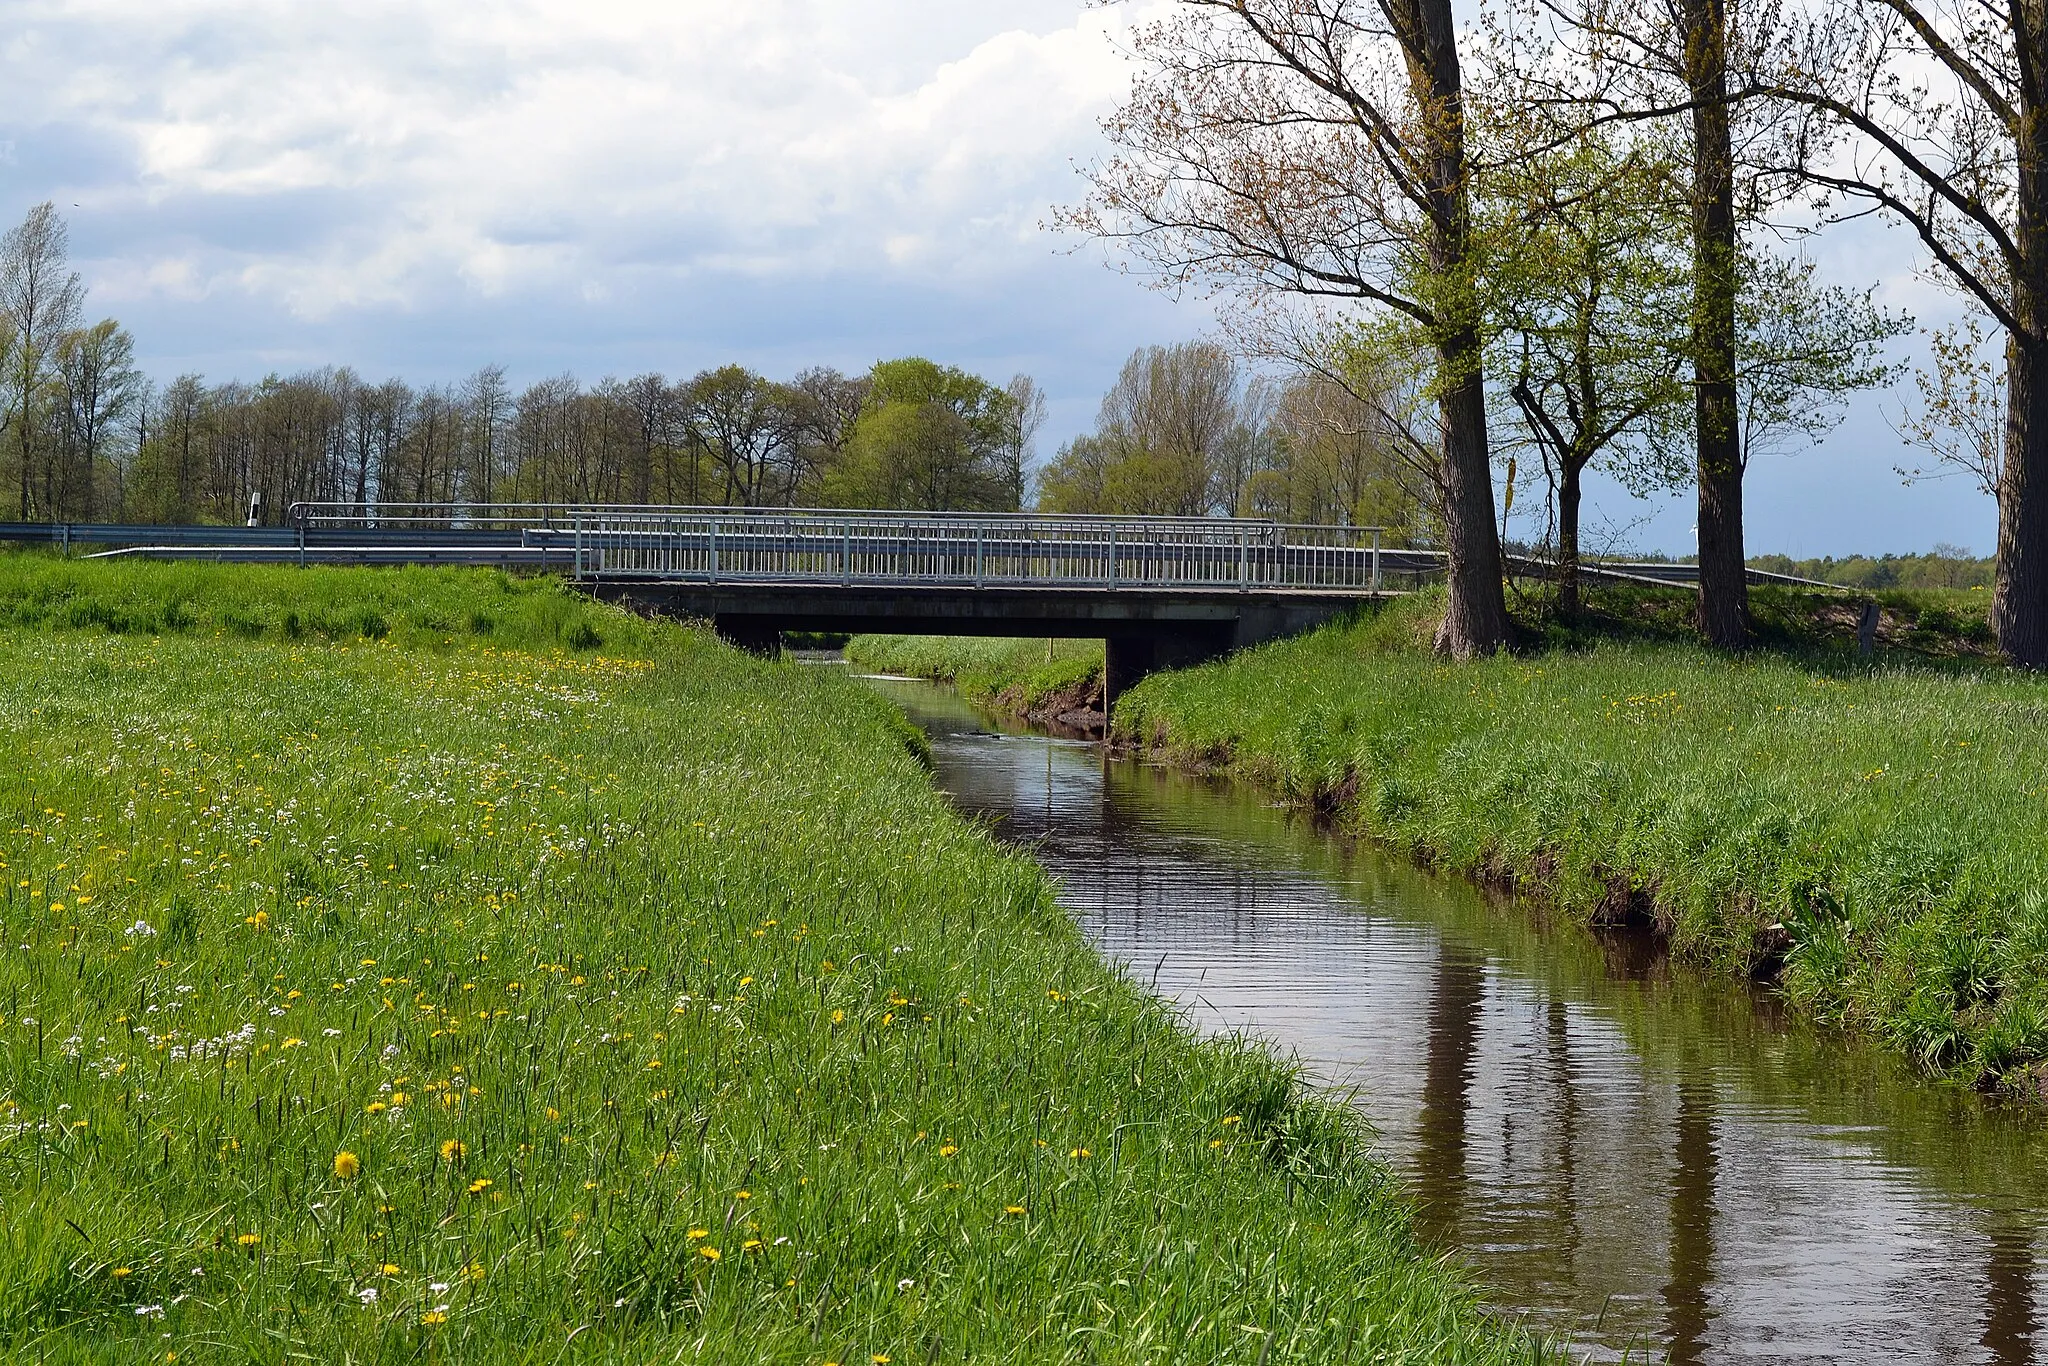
[862,673,2048,1365]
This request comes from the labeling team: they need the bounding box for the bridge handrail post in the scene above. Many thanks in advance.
[573,516,584,582]
[843,521,852,586]
[1371,528,1381,594]
[1107,525,1117,591]
[1238,527,1248,592]
[975,523,985,588]
[709,517,719,584]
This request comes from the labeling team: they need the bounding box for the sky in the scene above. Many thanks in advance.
[0,0,1997,557]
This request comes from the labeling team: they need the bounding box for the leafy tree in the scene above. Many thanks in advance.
[1063,0,1511,657]
[1489,130,1692,612]
[827,358,1017,512]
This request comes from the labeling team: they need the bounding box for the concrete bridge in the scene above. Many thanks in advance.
[0,502,1825,694]
[1,504,1414,697]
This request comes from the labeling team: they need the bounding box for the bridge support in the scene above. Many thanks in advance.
[714,616,783,657]
[1103,629,1232,713]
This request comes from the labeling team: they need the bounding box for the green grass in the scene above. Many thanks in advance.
[1115,591,2048,1098]
[846,635,1103,715]
[0,558,1535,1364]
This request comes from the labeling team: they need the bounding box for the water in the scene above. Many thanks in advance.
[864,675,2048,1365]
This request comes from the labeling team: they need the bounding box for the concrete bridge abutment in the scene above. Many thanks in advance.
[597,582,1371,697]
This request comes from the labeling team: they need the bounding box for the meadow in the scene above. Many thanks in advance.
[1114,592,2048,1098]
[845,635,1103,718]
[0,555,1535,1363]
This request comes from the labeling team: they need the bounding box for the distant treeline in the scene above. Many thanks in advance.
[1749,548,1994,591]
[0,207,1055,523]
[0,205,1431,532]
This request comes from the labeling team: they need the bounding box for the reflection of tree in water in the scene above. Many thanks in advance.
[1413,946,1486,1245]
[1545,997,1584,1283]
[1982,1214,2039,1366]
[1661,1081,1718,1366]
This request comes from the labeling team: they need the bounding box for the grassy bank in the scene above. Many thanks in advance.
[1114,592,2048,1098]
[845,635,1103,720]
[0,557,1532,1363]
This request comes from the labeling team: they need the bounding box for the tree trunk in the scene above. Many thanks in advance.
[1557,453,1585,616]
[1400,0,1510,658]
[1992,22,2048,668]
[1994,332,2048,665]
[1435,343,1512,656]
[1679,0,1748,648]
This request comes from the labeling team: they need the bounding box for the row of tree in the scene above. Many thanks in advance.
[1063,0,2041,664]
[0,207,1048,524]
[1036,341,1424,528]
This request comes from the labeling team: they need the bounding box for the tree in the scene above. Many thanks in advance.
[0,203,84,519]
[1769,3,2048,664]
[1490,130,1692,612]
[784,368,870,505]
[461,365,512,509]
[684,366,794,507]
[1510,0,1809,644]
[54,319,143,521]
[1253,372,1421,527]
[827,358,1018,511]
[1898,315,2004,498]
[1037,343,1260,517]
[1063,0,1511,657]
[999,374,1048,511]
[1732,249,1910,467]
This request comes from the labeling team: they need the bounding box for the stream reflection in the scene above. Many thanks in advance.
[864,676,2048,1365]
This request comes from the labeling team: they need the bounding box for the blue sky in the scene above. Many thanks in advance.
[0,0,1995,556]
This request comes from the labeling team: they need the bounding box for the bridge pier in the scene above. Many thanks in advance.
[714,616,783,657]
[1103,628,1232,712]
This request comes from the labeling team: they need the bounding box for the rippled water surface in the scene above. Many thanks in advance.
[863,675,2048,1365]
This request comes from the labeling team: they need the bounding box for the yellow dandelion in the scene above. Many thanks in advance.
[467,1178,492,1194]
[939,1145,958,1157]
[236,1233,261,1248]
[1004,1205,1026,1216]
[379,1263,401,1275]
[687,1228,709,1240]
[365,1101,387,1115]
[699,1246,721,1261]
[830,1009,845,1025]
[333,1151,361,1179]
[440,1139,467,1161]
[421,1310,448,1326]
[111,1267,131,1278]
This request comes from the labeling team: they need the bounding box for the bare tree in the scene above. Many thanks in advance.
[54,319,143,521]
[1000,374,1049,510]
[0,204,84,519]
[461,365,512,509]
[1062,0,1511,656]
[1770,2,2048,663]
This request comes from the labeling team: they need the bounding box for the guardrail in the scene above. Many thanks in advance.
[0,509,1847,595]
[517,510,1394,592]
[279,504,1408,592]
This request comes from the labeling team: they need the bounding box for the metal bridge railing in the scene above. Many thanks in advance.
[286,503,1393,593]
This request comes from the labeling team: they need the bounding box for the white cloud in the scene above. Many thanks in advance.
[7,0,1154,316]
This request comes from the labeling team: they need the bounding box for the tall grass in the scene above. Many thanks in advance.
[1115,592,2048,1097]
[846,635,1102,715]
[0,558,1535,1363]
